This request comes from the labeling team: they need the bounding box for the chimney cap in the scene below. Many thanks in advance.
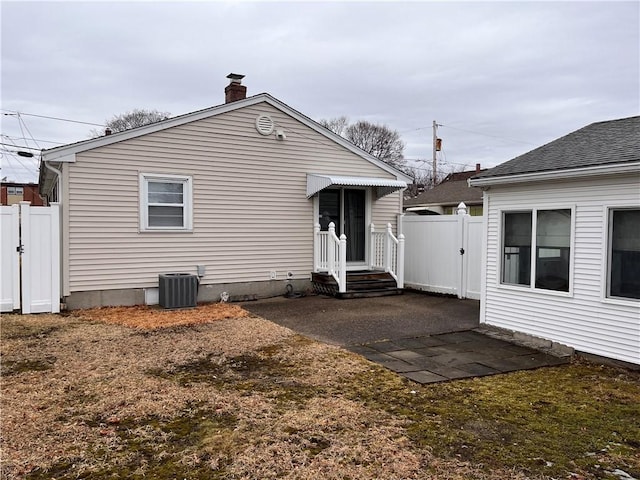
[226,73,245,84]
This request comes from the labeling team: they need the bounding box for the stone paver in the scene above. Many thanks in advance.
[403,371,448,384]
[348,330,571,384]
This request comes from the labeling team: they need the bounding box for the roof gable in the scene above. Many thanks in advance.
[473,116,640,182]
[41,93,410,182]
[405,169,485,207]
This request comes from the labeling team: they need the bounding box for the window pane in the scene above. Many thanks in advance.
[535,209,571,291]
[319,190,340,233]
[610,209,640,299]
[502,212,532,285]
[148,206,184,227]
[344,189,366,262]
[148,182,183,204]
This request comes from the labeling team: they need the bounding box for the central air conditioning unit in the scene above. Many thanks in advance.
[159,273,198,309]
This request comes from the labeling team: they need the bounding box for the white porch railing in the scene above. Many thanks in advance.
[369,223,404,288]
[314,222,347,292]
[314,221,404,293]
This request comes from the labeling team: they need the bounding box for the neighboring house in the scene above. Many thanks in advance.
[470,116,640,365]
[1,182,45,206]
[39,75,410,309]
[404,165,486,216]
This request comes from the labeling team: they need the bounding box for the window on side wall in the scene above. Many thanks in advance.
[501,208,572,293]
[140,173,192,232]
[608,208,640,300]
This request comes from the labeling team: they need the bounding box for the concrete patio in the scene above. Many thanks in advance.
[242,291,570,384]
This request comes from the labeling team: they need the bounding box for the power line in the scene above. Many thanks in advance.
[1,109,105,127]
[0,142,40,151]
[18,113,41,149]
[438,123,535,146]
[2,134,64,145]
[399,122,534,147]
[0,151,39,174]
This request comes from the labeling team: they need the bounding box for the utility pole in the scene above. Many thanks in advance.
[432,120,438,187]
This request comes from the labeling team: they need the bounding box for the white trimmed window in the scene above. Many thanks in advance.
[501,208,573,293]
[607,208,640,300]
[140,173,192,231]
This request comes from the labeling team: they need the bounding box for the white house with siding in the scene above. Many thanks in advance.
[470,116,640,365]
[40,75,410,309]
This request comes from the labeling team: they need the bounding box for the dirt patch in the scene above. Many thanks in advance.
[74,302,248,329]
[2,357,57,375]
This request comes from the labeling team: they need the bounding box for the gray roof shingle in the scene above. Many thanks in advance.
[473,116,640,179]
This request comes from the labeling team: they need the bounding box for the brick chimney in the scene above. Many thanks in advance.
[476,163,481,173]
[225,73,246,103]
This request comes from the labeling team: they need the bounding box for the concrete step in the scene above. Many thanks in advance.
[311,270,401,298]
[347,279,397,291]
[337,287,403,299]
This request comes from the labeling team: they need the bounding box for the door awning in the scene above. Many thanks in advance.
[306,174,407,199]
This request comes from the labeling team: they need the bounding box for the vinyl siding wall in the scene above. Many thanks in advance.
[482,174,640,364]
[64,102,400,294]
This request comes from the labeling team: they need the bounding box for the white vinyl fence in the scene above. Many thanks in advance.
[0,202,60,313]
[401,212,483,299]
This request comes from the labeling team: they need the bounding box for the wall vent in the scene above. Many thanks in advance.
[255,115,274,135]
[159,273,198,309]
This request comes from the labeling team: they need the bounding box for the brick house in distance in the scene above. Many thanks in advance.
[1,182,45,206]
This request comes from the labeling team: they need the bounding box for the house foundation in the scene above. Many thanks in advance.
[63,279,312,310]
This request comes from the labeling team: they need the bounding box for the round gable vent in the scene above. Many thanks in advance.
[255,115,274,136]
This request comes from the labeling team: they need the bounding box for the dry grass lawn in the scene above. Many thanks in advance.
[1,305,639,480]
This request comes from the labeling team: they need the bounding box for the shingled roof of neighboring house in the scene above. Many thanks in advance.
[473,116,640,180]
[404,169,486,207]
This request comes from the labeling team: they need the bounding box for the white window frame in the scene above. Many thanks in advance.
[139,173,193,232]
[602,205,640,305]
[498,206,575,297]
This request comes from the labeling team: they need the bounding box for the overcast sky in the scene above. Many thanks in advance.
[1,1,638,183]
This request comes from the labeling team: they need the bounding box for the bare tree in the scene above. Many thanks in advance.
[319,117,406,170]
[318,116,349,137]
[403,164,430,198]
[91,109,170,136]
[344,120,405,170]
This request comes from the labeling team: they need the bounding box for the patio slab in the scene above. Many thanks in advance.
[242,292,570,384]
[242,291,480,346]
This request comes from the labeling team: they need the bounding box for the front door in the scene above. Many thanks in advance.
[319,188,366,262]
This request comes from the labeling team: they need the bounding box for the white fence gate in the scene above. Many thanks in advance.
[401,213,483,299]
[1,202,60,313]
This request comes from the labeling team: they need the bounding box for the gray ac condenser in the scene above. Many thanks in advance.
[159,273,198,309]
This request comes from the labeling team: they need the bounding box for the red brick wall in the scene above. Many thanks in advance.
[0,183,45,206]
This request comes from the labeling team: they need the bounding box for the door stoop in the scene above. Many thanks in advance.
[311,270,403,299]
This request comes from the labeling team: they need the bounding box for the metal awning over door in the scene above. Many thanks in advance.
[306,174,407,199]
